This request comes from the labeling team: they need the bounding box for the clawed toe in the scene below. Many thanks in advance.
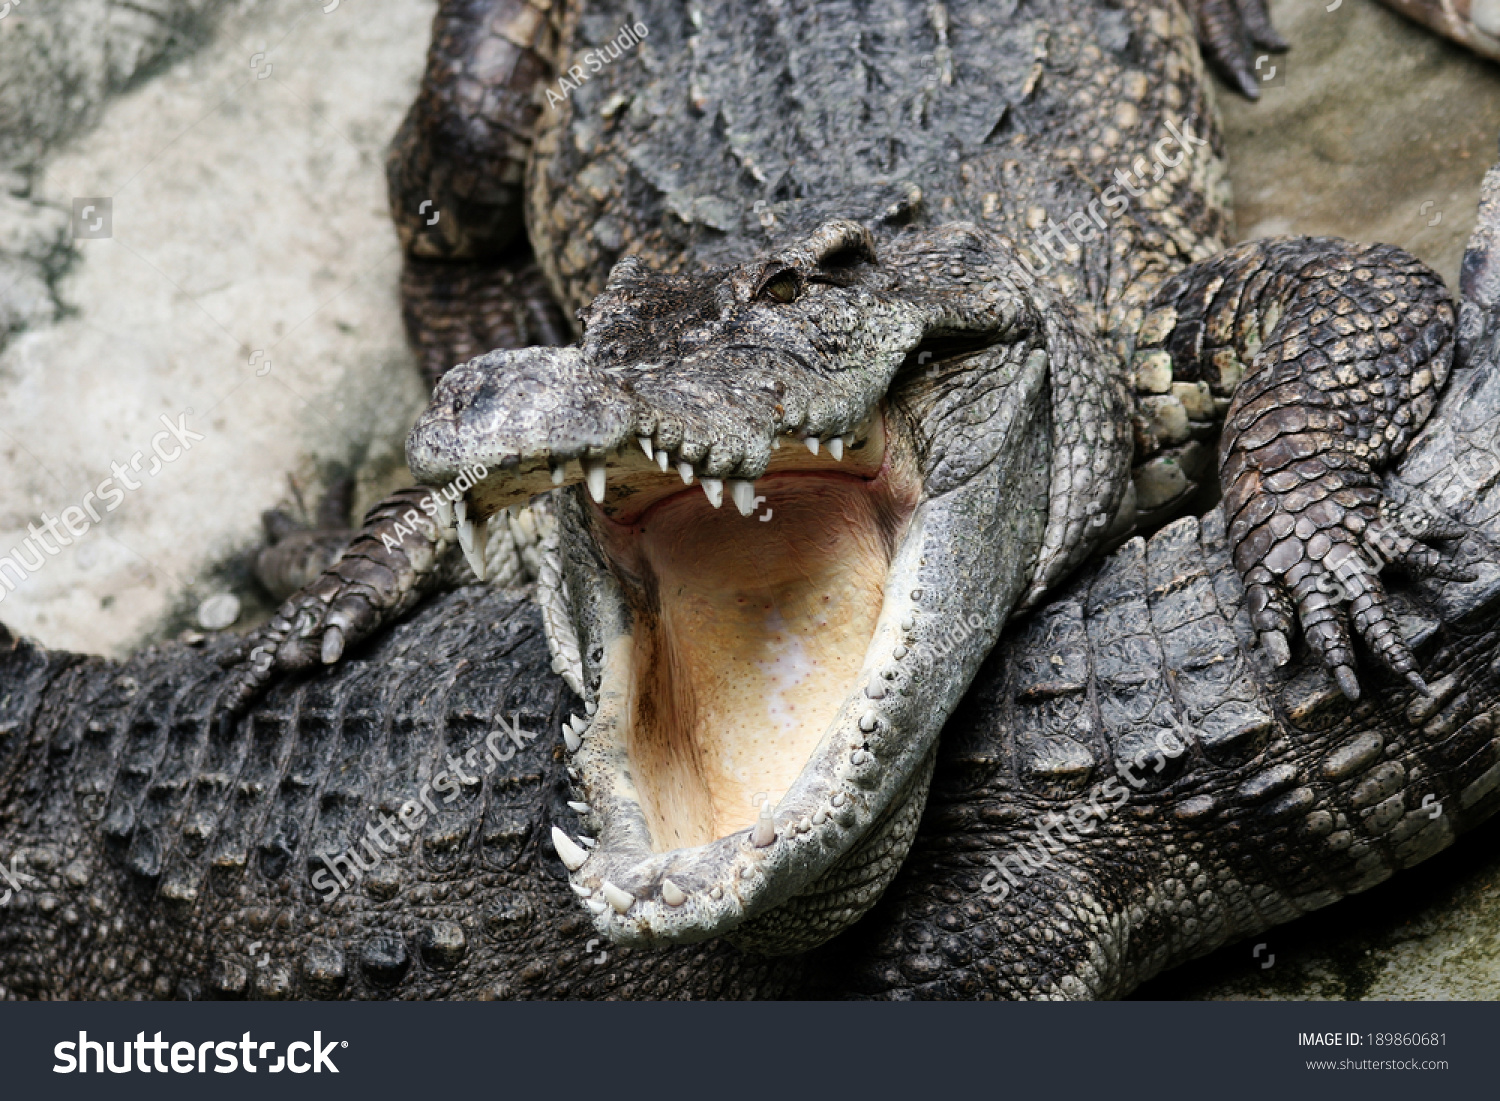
[1187,0,1287,99]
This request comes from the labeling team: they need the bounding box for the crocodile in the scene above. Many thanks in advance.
[3,0,1500,998]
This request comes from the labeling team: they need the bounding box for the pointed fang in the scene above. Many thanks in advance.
[678,462,695,484]
[751,809,776,848]
[731,479,756,516]
[457,512,488,581]
[551,826,588,871]
[584,458,607,503]
[601,880,635,913]
[661,878,687,906]
[828,436,844,461]
[638,436,655,460]
[702,478,724,508]
[804,436,820,455]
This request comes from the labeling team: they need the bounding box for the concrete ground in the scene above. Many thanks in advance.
[0,0,1497,999]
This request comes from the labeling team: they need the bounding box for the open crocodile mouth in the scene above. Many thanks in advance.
[423,397,972,949]
[407,347,1032,951]
[402,221,1078,950]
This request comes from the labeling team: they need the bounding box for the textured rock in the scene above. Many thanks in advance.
[0,0,432,656]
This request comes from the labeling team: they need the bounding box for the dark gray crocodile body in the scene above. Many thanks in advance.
[3,309,1500,998]
[4,0,1500,998]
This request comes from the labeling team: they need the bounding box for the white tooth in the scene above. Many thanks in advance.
[568,713,586,733]
[570,883,594,898]
[730,479,756,515]
[586,898,608,914]
[567,801,590,813]
[638,436,655,460]
[812,808,828,825]
[585,700,598,715]
[584,458,607,503]
[865,677,886,700]
[751,809,776,848]
[601,880,635,913]
[678,462,695,484]
[702,478,724,508]
[551,826,588,871]
[457,513,488,582]
[828,436,844,461]
[772,436,781,449]
[563,726,581,753]
[432,495,454,530]
[578,835,597,849]
[661,878,687,906]
[804,436,820,455]
[859,711,879,732]
[551,463,567,485]
[655,450,670,472]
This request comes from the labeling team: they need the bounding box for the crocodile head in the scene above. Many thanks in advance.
[407,220,1131,953]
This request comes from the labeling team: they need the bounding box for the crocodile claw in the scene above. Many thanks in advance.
[1185,0,1288,100]
[218,486,457,714]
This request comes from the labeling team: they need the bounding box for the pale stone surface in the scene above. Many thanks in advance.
[1221,0,1500,290]
[0,0,432,654]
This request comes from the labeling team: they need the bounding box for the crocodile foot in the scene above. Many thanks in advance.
[252,475,357,603]
[219,486,456,713]
[1184,0,1288,99]
[1133,236,1468,699]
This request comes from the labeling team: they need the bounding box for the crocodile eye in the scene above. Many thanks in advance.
[759,270,800,303]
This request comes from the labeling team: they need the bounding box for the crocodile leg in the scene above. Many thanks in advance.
[221,487,456,713]
[388,0,570,387]
[1131,237,1467,699]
